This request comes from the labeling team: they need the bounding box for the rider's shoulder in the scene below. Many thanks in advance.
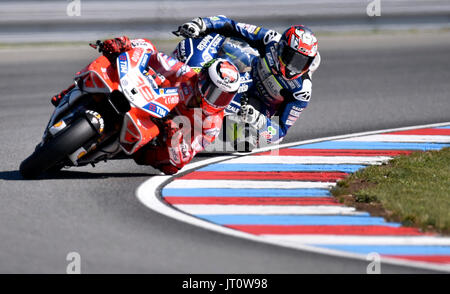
[262,30,281,46]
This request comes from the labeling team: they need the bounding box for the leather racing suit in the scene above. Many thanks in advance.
[127,39,225,175]
[194,15,321,142]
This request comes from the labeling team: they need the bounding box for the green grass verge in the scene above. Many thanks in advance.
[331,147,450,235]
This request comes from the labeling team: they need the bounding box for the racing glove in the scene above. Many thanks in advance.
[177,17,207,38]
[238,104,266,130]
[100,36,132,60]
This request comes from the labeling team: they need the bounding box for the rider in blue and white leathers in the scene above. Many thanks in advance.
[176,15,321,142]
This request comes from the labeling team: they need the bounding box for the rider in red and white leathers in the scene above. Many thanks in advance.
[52,36,240,175]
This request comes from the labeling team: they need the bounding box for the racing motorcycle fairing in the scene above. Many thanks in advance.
[47,47,181,164]
[75,55,120,93]
[119,106,161,155]
[21,41,195,178]
[117,48,180,118]
[115,48,181,154]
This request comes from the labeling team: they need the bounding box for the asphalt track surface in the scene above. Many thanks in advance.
[0,31,449,273]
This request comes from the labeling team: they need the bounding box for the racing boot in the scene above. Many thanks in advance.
[51,84,75,107]
[133,144,180,175]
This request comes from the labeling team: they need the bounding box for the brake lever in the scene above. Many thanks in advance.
[89,40,104,52]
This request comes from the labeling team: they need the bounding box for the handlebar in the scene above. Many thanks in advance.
[172,29,182,37]
[89,40,104,52]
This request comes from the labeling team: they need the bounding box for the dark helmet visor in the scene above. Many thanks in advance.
[279,43,314,79]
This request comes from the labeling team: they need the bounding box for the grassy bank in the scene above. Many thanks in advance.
[332,148,450,234]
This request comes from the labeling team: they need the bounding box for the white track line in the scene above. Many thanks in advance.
[174,205,364,215]
[262,235,450,246]
[167,179,335,189]
[136,172,450,273]
[136,176,385,269]
[338,134,450,143]
[224,155,391,165]
[136,121,450,273]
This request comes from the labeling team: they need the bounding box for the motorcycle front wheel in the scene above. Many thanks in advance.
[19,116,98,179]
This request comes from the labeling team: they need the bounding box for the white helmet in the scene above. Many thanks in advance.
[197,59,240,113]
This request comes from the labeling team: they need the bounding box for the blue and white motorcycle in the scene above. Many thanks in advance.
[172,33,277,152]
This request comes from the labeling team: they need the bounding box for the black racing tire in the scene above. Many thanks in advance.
[19,117,98,179]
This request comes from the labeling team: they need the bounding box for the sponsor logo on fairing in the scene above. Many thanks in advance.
[197,35,214,51]
[140,54,149,68]
[211,35,223,49]
[201,55,213,65]
[101,67,110,80]
[163,88,179,95]
[119,60,128,76]
[164,95,179,105]
[131,48,144,63]
[143,102,169,118]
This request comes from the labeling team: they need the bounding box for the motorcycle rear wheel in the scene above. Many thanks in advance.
[19,117,98,179]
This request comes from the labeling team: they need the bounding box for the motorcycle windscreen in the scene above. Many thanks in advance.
[75,55,120,93]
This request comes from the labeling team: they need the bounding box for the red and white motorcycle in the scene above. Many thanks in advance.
[20,43,181,179]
